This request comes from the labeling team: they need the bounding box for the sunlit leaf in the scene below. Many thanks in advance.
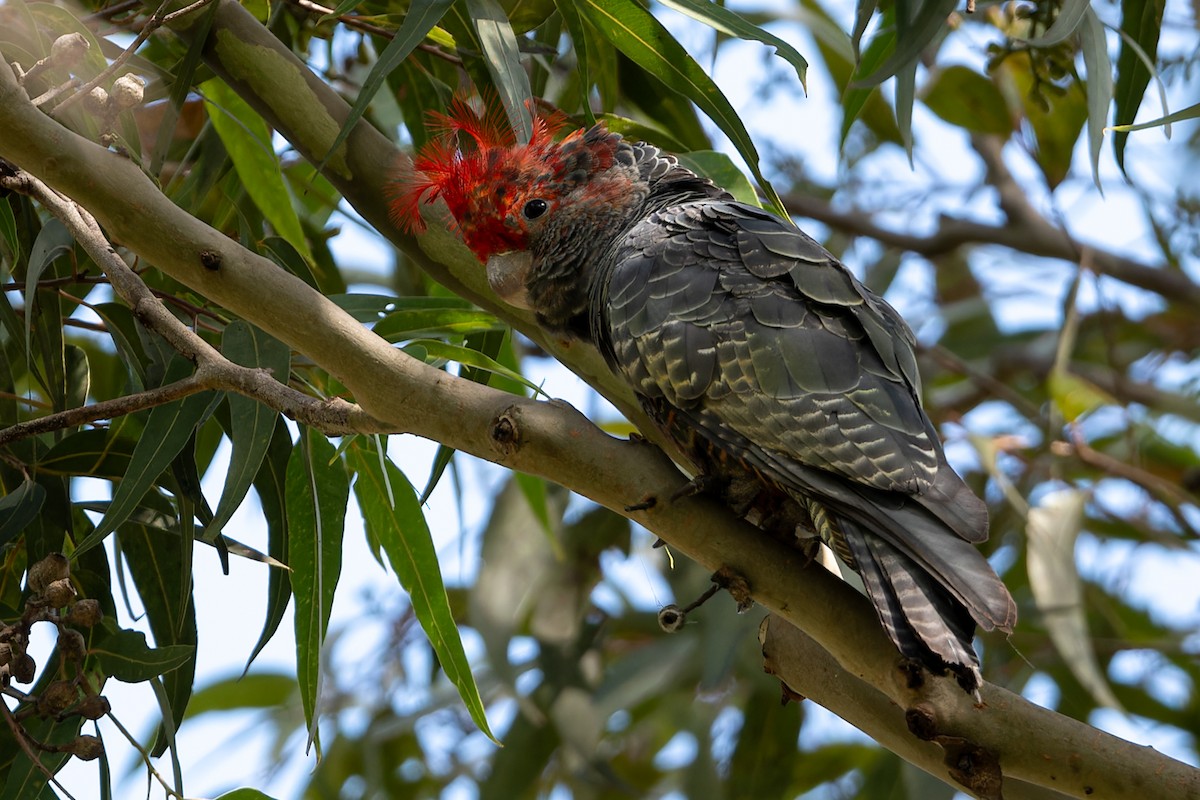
[202,80,314,263]
[921,65,1011,136]
[1027,489,1123,711]
[1107,100,1200,133]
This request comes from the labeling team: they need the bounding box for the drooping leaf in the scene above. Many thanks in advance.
[245,418,295,672]
[1112,0,1166,172]
[287,429,349,755]
[658,0,807,90]
[204,322,290,543]
[348,440,495,741]
[1079,7,1113,191]
[1027,489,1123,711]
[851,0,957,88]
[324,0,455,169]
[74,359,215,556]
[466,0,534,143]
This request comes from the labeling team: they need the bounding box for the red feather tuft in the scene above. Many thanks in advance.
[390,98,617,261]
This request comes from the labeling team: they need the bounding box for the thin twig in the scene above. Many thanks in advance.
[105,711,182,800]
[285,0,464,64]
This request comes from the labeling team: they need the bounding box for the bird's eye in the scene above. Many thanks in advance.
[522,199,549,220]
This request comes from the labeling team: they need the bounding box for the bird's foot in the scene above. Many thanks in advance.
[713,565,754,613]
[624,473,721,513]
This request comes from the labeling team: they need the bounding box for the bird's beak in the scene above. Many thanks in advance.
[485,251,534,310]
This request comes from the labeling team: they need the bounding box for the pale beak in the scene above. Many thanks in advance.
[485,251,534,310]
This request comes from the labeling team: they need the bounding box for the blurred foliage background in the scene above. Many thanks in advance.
[0,0,1198,798]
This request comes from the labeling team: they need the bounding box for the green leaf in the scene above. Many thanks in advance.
[0,480,46,548]
[851,0,957,88]
[1079,7,1113,192]
[201,79,314,263]
[725,685,803,799]
[245,418,294,672]
[91,628,195,683]
[373,307,504,340]
[0,198,18,265]
[323,0,455,171]
[214,791,281,800]
[404,339,544,396]
[288,429,349,756]
[676,151,760,206]
[1014,0,1090,47]
[467,0,534,143]
[186,672,296,717]
[1107,100,1200,134]
[204,322,290,543]
[73,360,215,556]
[658,0,807,90]
[555,0,596,125]
[921,65,1011,136]
[1112,0,1166,172]
[24,218,72,373]
[348,440,495,741]
[118,508,199,757]
[579,0,784,212]
[39,428,135,479]
[841,11,896,149]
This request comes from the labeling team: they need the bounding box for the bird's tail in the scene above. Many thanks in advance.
[837,515,984,692]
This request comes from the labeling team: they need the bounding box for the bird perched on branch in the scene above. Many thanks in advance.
[393,101,1017,692]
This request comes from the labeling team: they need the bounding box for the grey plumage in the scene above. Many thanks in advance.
[579,145,1016,691]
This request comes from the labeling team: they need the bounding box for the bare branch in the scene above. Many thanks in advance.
[780,140,1200,310]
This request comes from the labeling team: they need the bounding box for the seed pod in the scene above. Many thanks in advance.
[58,629,86,661]
[13,653,36,683]
[38,680,78,716]
[27,554,69,594]
[44,578,76,608]
[657,604,686,633]
[75,695,111,720]
[66,599,102,628]
[66,735,104,761]
[83,86,109,115]
[110,74,145,110]
[49,33,89,70]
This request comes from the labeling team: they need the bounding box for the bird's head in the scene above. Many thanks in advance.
[392,100,643,321]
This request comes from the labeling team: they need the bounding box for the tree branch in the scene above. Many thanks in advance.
[780,138,1200,310]
[0,166,391,441]
[1,10,1197,798]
